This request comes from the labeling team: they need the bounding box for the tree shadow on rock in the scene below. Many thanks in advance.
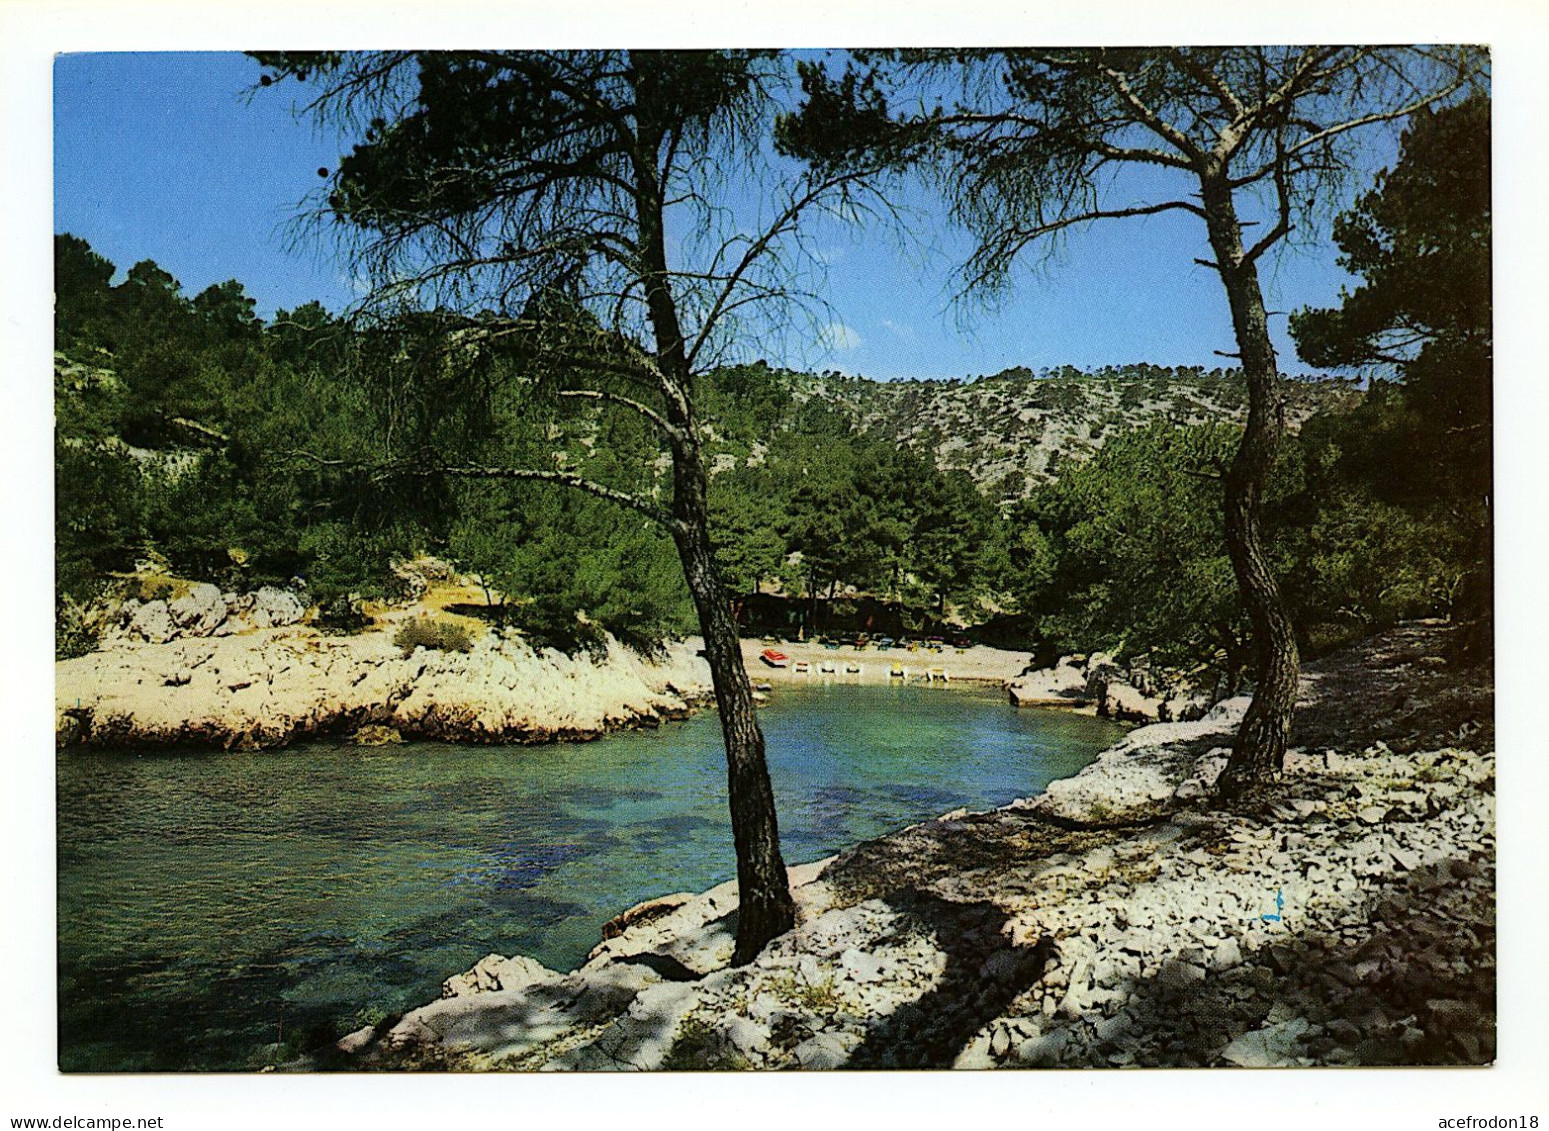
[823,808,1119,909]
[847,889,1052,1069]
[1291,623,1493,755]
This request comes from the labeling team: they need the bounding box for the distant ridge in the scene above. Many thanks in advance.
[701,362,1360,501]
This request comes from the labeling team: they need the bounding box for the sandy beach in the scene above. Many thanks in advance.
[740,636,1032,688]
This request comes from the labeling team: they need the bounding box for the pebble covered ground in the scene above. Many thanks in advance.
[331,622,1494,1071]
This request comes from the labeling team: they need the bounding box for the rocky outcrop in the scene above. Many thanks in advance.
[1006,657,1088,707]
[56,627,713,749]
[245,586,308,629]
[103,583,310,646]
[1008,651,1211,722]
[1031,697,1248,826]
[167,583,228,636]
[331,622,1493,1071]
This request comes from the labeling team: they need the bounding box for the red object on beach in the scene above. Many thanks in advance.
[760,648,789,667]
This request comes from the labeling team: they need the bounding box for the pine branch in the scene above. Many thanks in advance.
[436,463,675,529]
[555,388,684,442]
[1093,56,1204,165]
[286,450,677,530]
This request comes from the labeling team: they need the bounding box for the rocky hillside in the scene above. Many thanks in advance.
[730,364,1359,499]
[59,348,1358,508]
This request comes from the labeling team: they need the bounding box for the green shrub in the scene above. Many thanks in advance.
[55,594,101,660]
[768,974,842,1013]
[351,1005,391,1031]
[661,1015,752,1071]
[393,617,474,657]
[315,594,369,635]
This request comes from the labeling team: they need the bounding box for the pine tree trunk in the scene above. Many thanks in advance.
[672,496,797,964]
[656,374,797,963]
[631,130,795,961]
[1200,171,1302,798]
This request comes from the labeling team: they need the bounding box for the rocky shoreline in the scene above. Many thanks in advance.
[56,606,1063,750]
[326,621,1494,1070]
[1007,649,1214,723]
[56,625,715,750]
[741,638,1205,725]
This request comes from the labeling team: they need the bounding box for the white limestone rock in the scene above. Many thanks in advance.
[55,627,714,750]
[1220,1017,1311,1067]
[247,586,307,629]
[1100,680,1164,722]
[128,599,177,644]
[168,583,228,635]
[1007,657,1089,707]
[715,1015,772,1061]
[838,947,886,984]
[443,954,561,999]
[1015,1027,1072,1066]
[1035,704,1246,825]
[790,1032,854,1069]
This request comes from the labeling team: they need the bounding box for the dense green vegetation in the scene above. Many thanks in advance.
[54,238,694,656]
[1289,94,1492,651]
[57,92,1487,678]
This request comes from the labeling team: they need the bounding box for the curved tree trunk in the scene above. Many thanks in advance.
[632,129,796,961]
[657,379,796,964]
[1200,171,1302,799]
[672,494,797,964]
[654,372,796,967]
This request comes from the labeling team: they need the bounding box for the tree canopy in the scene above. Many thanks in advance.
[1289,92,1492,641]
[1291,93,1491,509]
[777,46,1484,797]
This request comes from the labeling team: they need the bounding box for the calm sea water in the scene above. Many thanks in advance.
[56,683,1124,1071]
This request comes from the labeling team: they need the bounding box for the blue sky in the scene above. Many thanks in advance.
[55,50,1377,380]
[55,54,349,318]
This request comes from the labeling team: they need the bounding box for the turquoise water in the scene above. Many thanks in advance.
[56,684,1124,1071]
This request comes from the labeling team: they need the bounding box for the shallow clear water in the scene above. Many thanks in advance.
[56,683,1124,1071]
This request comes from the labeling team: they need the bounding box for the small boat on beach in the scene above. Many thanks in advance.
[794,660,811,674]
[760,649,789,668]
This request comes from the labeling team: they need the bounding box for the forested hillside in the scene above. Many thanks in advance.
[57,79,1486,701]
